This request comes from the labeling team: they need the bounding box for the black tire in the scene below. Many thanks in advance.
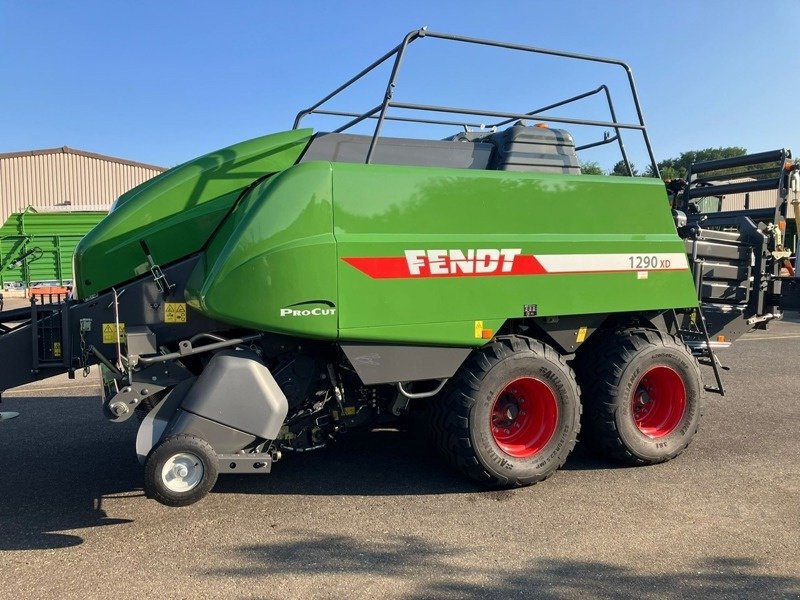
[576,328,704,465]
[144,434,219,507]
[430,336,581,487]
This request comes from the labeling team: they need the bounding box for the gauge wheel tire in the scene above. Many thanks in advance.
[429,335,581,488]
[144,434,219,507]
[576,328,704,465]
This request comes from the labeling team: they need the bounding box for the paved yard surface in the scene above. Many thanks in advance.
[1,303,799,598]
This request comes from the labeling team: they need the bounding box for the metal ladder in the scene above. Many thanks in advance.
[678,235,725,395]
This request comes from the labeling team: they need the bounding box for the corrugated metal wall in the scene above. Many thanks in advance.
[721,189,796,218]
[0,147,164,225]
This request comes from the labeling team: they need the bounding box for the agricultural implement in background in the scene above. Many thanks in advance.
[1,29,799,506]
[0,208,105,289]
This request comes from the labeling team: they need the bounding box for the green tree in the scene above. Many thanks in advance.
[610,160,638,176]
[656,146,747,180]
[580,161,604,175]
[643,163,681,180]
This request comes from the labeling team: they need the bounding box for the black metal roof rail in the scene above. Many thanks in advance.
[683,149,791,221]
[293,28,659,178]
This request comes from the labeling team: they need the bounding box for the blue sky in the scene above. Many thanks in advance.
[2,1,798,172]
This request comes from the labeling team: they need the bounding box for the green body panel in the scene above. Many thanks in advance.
[72,127,699,348]
[330,164,698,346]
[181,150,697,347]
[73,129,313,299]
[0,210,105,286]
[185,161,338,339]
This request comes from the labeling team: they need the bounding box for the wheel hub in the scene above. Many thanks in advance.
[632,365,687,438]
[161,452,204,493]
[490,377,559,458]
[493,397,520,428]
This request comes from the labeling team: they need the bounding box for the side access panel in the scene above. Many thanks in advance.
[331,163,698,346]
[185,162,338,339]
[340,344,471,385]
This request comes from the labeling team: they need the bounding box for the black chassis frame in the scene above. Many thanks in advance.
[0,256,226,395]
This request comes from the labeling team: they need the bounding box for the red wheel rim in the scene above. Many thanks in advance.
[490,377,559,458]
[631,366,687,438]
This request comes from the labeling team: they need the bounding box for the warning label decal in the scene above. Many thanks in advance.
[165,302,187,323]
[102,323,126,344]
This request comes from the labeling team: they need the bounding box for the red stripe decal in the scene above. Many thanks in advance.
[341,257,411,279]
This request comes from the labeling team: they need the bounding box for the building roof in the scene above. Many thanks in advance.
[0,146,166,172]
[0,146,168,225]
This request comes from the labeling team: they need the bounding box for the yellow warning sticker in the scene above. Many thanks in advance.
[102,323,126,344]
[576,326,588,344]
[474,320,484,338]
[53,342,62,358]
[165,302,187,323]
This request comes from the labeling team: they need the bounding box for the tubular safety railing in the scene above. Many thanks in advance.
[293,28,659,178]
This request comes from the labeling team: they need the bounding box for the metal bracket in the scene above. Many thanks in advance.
[104,383,166,422]
[150,264,174,296]
[218,453,273,474]
[140,240,174,297]
[102,360,192,423]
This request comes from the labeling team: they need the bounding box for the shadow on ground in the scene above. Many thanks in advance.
[214,425,614,498]
[0,395,618,550]
[210,531,800,599]
[0,394,140,550]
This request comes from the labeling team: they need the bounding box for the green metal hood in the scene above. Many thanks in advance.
[73,129,313,299]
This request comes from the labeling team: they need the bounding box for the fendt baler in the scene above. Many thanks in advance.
[2,30,799,506]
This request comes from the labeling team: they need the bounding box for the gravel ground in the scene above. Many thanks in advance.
[0,305,799,599]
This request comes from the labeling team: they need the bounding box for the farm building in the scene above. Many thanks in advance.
[0,147,165,287]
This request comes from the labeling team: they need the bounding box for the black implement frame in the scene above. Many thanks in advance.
[293,28,659,178]
[679,149,792,222]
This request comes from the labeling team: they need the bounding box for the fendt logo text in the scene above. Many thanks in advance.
[341,248,541,279]
[405,249,522,275]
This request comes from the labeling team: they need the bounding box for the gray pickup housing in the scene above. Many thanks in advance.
[135,349,290,462]
[180,349,288,440]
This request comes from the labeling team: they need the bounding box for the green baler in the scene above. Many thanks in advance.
[1,30,797,506]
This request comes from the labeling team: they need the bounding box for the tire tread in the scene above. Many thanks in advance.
[576,328,704,465]
[429,335,581,487]
[144,433,219,507]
